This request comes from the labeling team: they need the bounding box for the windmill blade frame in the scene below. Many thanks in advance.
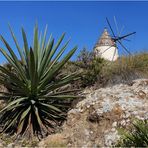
[106,17,116,38]
[117,40,132,55]
[114,16,120,37]
[118,32,136,41]
[119,25,124,37]
[111,47,118,62]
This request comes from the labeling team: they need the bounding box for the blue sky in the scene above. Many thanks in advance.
[0,1,148,63]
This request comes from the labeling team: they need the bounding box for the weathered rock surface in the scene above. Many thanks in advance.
[0,79,148,147]
[61,79,148,147]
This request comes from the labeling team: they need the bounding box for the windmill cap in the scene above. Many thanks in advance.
[95,28,116,47]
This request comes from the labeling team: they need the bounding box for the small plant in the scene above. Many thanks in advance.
[0,25,80,138]
[116,119,148,147]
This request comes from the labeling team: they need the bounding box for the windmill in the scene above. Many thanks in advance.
[94,17,136,61]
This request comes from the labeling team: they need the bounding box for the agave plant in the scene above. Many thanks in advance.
[116,119,148,147]
[0,25,80,138]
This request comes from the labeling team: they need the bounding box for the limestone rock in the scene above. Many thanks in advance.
[62,79,148,147]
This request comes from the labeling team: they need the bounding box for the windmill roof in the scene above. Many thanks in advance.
[94,28,116,48]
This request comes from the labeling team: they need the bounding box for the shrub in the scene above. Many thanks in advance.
[116,119,148,147]
[81,57,105,87]
[77,47,94,69]
[0,25,80,138]
[75,48,105,87]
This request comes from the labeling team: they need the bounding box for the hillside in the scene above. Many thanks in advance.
[0,52,148,147]
[39,79,148,147]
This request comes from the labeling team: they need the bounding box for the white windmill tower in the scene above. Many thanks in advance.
[94,28,119,61]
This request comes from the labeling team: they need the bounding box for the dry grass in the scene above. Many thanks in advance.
[60,52,148,88]
[100,52,148,85]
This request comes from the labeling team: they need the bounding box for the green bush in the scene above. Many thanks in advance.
[0,25,80,138]
[81,57,105,87]
[75,48,105,87]
[116,119,148,147]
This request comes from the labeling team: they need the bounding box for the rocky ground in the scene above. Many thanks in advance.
[0,79,148,147]
[62,79,148,147]
[40,79,148,147]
